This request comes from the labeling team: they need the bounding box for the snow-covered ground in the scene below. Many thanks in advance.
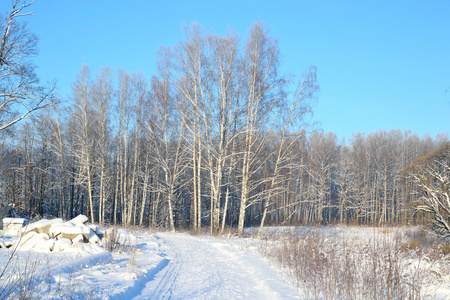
[133,232,299,299]
[0,229,299,299]
[1,226,450,299]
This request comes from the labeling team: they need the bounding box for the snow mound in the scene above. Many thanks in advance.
[54,238,72,252]
[22,218,63,234]
[1,214,141,263]
[14,215,106,254]
[69,214,89,224]
[19,232,50,251]
[49,222,91,239]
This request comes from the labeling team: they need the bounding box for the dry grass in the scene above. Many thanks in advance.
[0,224,139,299]
[257,227,449,300]
[0,252,97,300]
[102,227,121,252]
[0,255,40,299]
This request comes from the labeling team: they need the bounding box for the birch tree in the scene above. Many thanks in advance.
[170,25,207,233]
[202,32,244,234]
[0,0,56,131]
[146,75,188,231]
[335,144,354,224]
[350,133,371,223]
[258,67,318,234]
[46,110,70,219]
[70,65,96,223]
[125,73,146,225]
[115,70,136,226]
[90,67,113,224]
[237,22,286,235]
[308,131,337,224]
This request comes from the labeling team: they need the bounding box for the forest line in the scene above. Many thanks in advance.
[0,19,447,233]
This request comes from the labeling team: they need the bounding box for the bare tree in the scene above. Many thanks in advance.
[170,24,208,233]
[349,133,372,223]
[145,74,188,231]
[90,67,114,224]
[0,0,56,131]
[335,144,354,224]
[237,22,286,235]
[406,143,450,243]
[115,70,135,226]
[308,131,338,224]
[258,67,318,234]
[45,109,70,219]
[124,73,146,226]
[70,65,96,223]
[202,31,243,234]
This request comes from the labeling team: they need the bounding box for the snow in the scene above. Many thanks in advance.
[133,232,300,299]
[69,214,89,224]
[103,228,137,246]
[22,218,63,234]
[18,232,50,251]
[2,217,24,224]
[72,234,84,243]
[1,226,450,299]
[0,229,300,299]
[50,222,91,236]
[53,238,72,252]
[2,218,25,237]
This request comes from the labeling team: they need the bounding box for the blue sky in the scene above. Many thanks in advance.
[2,0,449,141]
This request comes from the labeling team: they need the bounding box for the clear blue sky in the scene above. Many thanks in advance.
[2,0,449,141]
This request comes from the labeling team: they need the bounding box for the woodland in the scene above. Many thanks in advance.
[1,1,449,237]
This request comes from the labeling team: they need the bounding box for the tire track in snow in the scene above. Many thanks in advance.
[149,236,181,299]
[132,232,300,300]
[107,234,171,300]
[109,257,170,300]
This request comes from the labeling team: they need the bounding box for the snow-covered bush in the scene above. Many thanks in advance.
[102,228,136,252]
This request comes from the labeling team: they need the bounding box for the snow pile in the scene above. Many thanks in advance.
[15,214,106,253]
[23,218,64,234]
[0,214,137,255]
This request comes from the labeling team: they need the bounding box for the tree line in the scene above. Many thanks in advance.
[0,1,447,234]
[1,103,446,233]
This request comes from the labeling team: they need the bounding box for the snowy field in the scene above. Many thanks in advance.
[1,224,450,299]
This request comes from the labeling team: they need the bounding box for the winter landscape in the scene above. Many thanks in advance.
[1,215,450,299]
[1,0,449,299]
[2,215,301,299]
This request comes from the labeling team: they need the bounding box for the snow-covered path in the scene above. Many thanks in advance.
[133,232,300,300]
